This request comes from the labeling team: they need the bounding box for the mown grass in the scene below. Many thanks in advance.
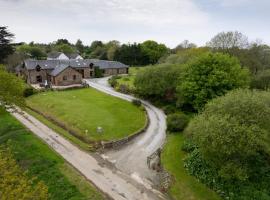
[161,134,221,200]
[26,88,146,142]
[0,107,104,200]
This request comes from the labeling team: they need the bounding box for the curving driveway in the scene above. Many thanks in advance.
[85,77,167,187]
[10,77,167,200]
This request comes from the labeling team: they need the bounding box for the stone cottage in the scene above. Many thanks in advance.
[16,59,129,86]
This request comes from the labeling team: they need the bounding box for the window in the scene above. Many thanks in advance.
[73,75,76,80]
[36,65,41,72]
[63,76,67,81]
[36,75,42,83]
[90,71,93,77]
[89,63,94,69]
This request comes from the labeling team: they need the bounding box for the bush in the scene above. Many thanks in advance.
[23,87,36,97]
[117,84,130,94]
[167,113,189,132]
[251,69,270,90]
[177,53,250,111]
[132,99,142,106]
[134,64,182,101]
[184,89,270,199]
[162,104,177,115]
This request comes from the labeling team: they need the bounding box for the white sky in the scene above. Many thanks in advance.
[0,0,269,47]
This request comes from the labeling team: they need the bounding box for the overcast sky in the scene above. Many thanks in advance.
[1,0,269,47]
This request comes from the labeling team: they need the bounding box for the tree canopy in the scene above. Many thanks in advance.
[186,89,270,181]
[177,53,250,110]
[0,26,14,63]
[0,66,26,106]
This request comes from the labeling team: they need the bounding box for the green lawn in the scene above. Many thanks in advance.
[26,88,146,142]
[0,108,104,200]
[161,134,221,200]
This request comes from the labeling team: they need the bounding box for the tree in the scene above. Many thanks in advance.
[134,64,182,101]
[160,47,209,65]
[186,89,270,181]
[251,69,270,90]
[207,31,249,51]
[55,39,71,45]
[141,40,168,64]
[0,66,26,107]
[75,39,84,54]
[0,146,48,200]
[177,53,250,111]
[0,26,15,63]
[17,44,46,60]
[114,43,148,65]
[106,40,120,60]
[174,40,197,51]
[55,44,75,54]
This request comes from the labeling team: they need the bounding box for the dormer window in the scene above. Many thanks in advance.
[36,65,41,72]
[89,63,94,69]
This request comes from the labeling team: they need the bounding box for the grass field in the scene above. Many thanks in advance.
[0,108,104,200]
[26,88,146,142]
[161,134,221,200]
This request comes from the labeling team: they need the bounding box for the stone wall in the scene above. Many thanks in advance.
[27,69,52,84]
[103,68,128,76]
[54,67,82,86]
[101,110,149,149]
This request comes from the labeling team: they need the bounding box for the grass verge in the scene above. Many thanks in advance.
[161,134,221,200]
[0,107,104,200]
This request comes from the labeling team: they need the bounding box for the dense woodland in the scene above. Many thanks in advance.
[1,26,270,200]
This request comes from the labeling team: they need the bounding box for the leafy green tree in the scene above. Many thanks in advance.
[17,44,46,59]
[177,53,250,111]
[186,89,270,181]
[134,64,182,101]
[160,47,209,65]
[0,66,25,107]
[55,39,71,45]
[75,39,84,54]
[141,40,168,64]
[0,26,14,63]
[114,43,148,65]
[0,146,48,200]
[55,44,75,54]
[251,69,270,90]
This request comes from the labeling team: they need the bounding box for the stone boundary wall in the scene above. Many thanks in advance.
[101,111,150,149]
[147,140,172,192]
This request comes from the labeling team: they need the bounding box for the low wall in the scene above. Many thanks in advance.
[147,140,172,192]
[101,111,149,149]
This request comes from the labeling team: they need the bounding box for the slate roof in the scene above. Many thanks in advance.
[22,59,128,76]
[47,52,63,59]
[50,64,69,76]
[66,53,82,59]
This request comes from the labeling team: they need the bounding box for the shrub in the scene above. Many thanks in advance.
[251,69,270,90]
[177,53,250,111]
[132,99,142,107]
[162,104,177,115]
[23,87,37,97]
[167,113,189,132]
[134,64,182,101]
[186,89,270,180]
[184,89,270,199]
[117,84,130,94]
